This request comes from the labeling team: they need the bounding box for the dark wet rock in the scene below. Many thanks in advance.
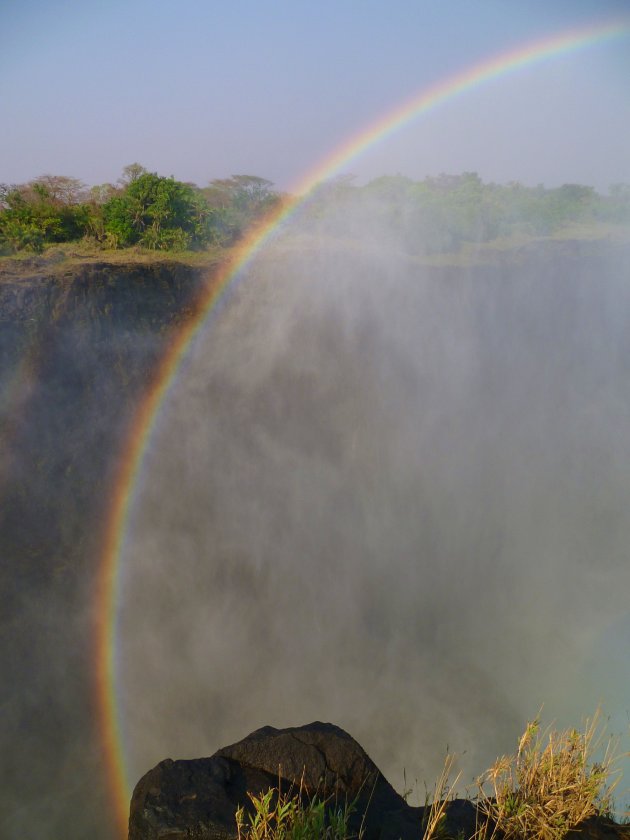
[128,722,630,840]
[128,754,281,840]
[215,722,409,821]
[0,257,212,840]
[567,817,630,840]
[438,798,479,840]
[128,721,423,840]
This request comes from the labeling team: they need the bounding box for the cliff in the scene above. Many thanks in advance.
[0,258,214,583]
[0,255,218,840]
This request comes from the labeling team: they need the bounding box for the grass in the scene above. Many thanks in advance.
[2,219,629,277]
[235,781,356,840]
[421,753,462,840]
[236,711,626,840]
[0,239,229,278]
[474,709,624,840]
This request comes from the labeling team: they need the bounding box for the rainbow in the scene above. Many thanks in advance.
[94,17,630,837]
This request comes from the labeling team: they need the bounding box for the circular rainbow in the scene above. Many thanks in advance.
[94,17,630,837]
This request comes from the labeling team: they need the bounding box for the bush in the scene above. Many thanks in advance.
[475,710,622,840]
[102,172,210,249]
[0,180,92,252]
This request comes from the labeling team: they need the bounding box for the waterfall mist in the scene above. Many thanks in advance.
[118,222,630,796]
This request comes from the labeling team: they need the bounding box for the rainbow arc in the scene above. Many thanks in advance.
[93,18,630,837]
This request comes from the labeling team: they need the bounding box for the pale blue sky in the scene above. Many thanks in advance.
[1,0,629,191]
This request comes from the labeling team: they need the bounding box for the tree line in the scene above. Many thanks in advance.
[0,164,281,254]
[1,165,629,255]
[304,172,630,254]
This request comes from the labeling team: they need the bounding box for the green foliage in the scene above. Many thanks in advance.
[0,177,91,253]
[102,171,208,249]
[308,172,628,254]
[0,214,46,253]
[100,169,281,250]
[202,175,281,243]
[0,166,281,253]
[597,183,630,223]
[1,164,627,255]
[235,786,355,840]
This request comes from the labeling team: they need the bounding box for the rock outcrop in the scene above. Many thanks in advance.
[129,722,630,840]
[128,721,474,840]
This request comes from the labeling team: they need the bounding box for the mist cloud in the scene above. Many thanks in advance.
[118,217,630,796]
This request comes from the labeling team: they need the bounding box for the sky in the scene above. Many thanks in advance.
[1,0,629,194]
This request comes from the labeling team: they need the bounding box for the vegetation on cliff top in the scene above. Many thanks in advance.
[0,164,282,255]
[1,164,629,261]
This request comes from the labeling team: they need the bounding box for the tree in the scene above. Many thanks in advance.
[600,183,630,223]
[0,177,91,252]
[103,170,210,249]
[26,175,86,205]
[119,163,148,186]
[202,175,280,243]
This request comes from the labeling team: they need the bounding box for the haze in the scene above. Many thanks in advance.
[119,213,630,802]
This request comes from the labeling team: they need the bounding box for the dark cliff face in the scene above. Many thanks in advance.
[0,261,209,596]
[1,263,206,565]
[0,260,212,840]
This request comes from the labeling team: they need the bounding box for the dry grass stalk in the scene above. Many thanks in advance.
[422,753,462,840]
[475,709,622,840]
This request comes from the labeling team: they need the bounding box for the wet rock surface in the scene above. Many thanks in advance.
[129,722,424,840]
[129,722,630,840]
[0,259,212,840]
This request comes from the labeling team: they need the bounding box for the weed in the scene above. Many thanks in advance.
[421,753,462,840]
[474,709,623,840]
[235,776,356,840]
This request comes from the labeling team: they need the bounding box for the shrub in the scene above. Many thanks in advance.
[102,172,210,249]
[475,710,622,840]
